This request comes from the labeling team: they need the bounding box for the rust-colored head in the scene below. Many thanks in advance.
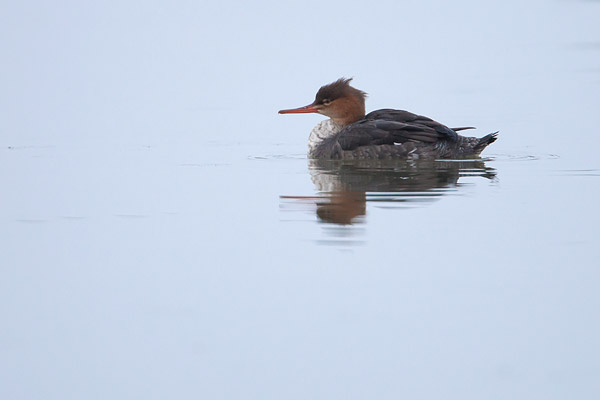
[279,78,367,126]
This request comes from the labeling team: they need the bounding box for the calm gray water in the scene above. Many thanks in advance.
[1,0,599,399]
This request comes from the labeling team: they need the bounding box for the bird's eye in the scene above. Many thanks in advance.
[322,99,331,105]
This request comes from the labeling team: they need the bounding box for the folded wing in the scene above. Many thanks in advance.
[337,109,464,151]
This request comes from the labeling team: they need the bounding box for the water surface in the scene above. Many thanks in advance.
[1,0,599,399]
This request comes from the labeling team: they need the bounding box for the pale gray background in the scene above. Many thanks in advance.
[1,0,599,399]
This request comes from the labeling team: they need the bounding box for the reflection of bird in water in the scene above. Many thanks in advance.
[306,158,496,225]
[279,78,498,159]
[315,191,366,226]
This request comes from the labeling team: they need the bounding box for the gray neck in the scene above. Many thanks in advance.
[308,119,343,156]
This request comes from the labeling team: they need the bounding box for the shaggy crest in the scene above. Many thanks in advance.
[314,78,367,105]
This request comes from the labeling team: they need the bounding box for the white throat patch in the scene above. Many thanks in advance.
[307,119,343,155]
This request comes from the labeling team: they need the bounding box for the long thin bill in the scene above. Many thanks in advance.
[278,104,319,114]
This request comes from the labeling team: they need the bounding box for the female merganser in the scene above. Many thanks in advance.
[279,78,498,159]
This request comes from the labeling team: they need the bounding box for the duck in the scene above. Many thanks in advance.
[279,78,498,159]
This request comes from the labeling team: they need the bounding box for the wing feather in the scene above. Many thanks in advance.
[336,109,464,151]
[364,109,458,141]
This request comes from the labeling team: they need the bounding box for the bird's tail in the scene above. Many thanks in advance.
[473,131,499,154]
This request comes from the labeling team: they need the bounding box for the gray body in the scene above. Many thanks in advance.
[308,118,497,160]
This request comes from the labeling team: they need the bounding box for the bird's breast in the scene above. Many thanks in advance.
[308,119,343,155]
